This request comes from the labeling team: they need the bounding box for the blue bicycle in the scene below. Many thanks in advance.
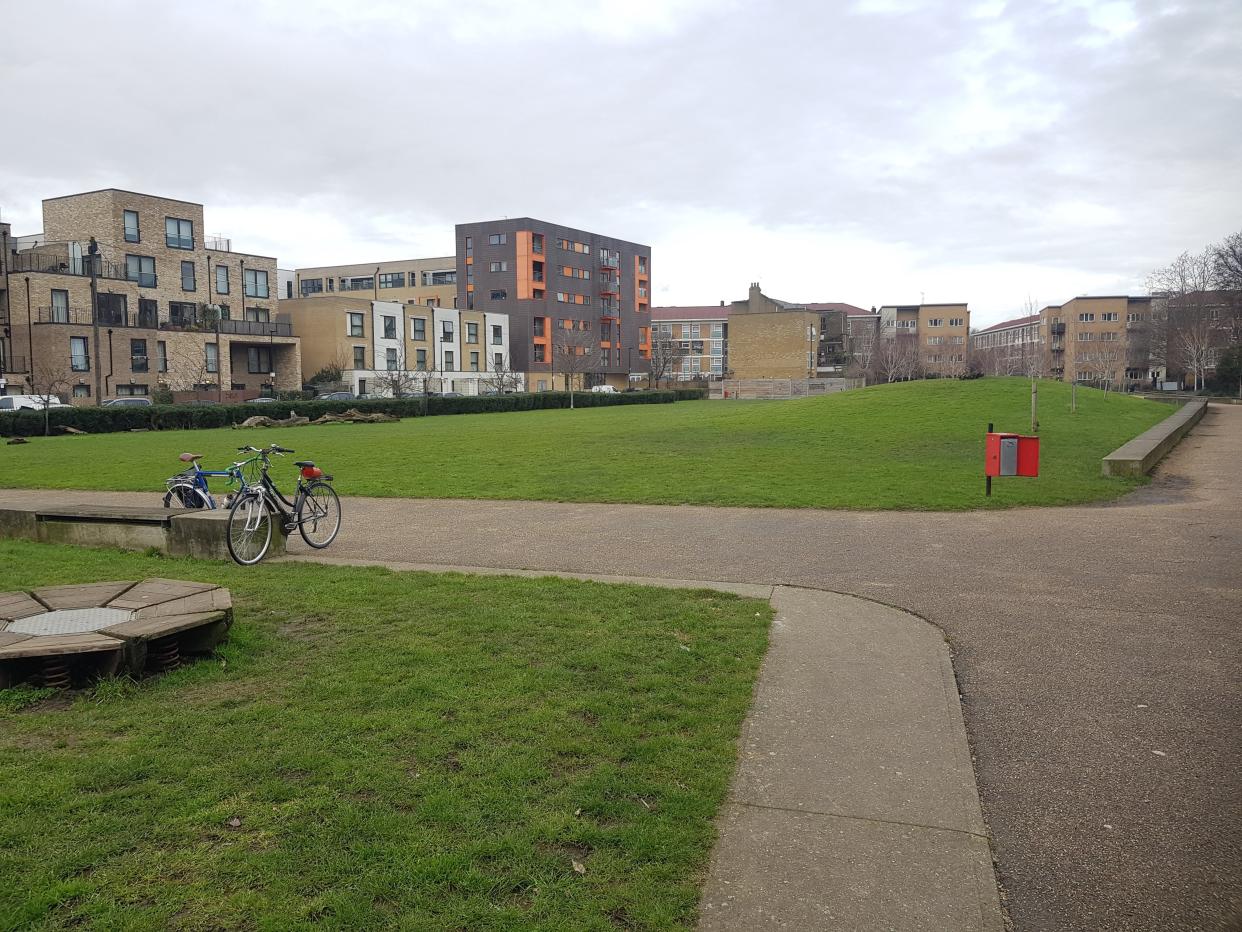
[163,448,263,510]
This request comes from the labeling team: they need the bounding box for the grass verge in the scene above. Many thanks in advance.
[0,378,1172,509]
[0,541,770,930]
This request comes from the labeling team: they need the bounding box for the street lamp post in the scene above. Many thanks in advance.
[269,323,277,397]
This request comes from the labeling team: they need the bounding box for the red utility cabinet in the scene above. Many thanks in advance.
[985,432,1039,477]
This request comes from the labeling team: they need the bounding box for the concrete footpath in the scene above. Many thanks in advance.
[284,556,1003,930]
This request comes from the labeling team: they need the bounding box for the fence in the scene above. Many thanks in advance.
[710,378,864,400]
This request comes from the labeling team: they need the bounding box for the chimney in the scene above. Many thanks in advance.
[720,300,725,307]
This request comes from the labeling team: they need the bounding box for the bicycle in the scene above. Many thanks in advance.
[226,444,342,565]
[164,448,263,510]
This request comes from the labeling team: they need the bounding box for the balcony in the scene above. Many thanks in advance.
[35,305,136,327]
[600,300,619,316]
[1050,322,1066,335]
[599,253,620,270]
[10,250,129,282]
[599,277,620,295]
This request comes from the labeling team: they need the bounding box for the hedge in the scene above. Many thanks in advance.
[0,390,680,437]
[674,388,707,401]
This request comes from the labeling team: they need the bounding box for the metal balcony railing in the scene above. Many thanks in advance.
[10,251,129,281]
[599,254,620,270]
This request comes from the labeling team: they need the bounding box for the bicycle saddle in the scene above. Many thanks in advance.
[179,453,204,463]
[294,460,315,468]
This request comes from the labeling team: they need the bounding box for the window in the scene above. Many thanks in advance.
[70,336,90,371]
[532,233,544,254]
[247,347,273,373]
[116,383,149,396]
[340,276,374,292]
[131,339,148,372]
[470,351,480,372]
[533,318,545,337]
[927,318,943,327]
[181,260,196,291]
[383,315,397,340]
[205,343,219,373]
[216,265,231,294]
[415,348,427,370]
[950,336,964,345]
[490,290,507,300]
[426,296,441,307]
[466,322,478,344]
[348,313,364,337]
[157,340,168,372]
[123,209,141,243]
[73,384,90,398]
[489,261,509,272]
[165,217,194,249]
[386,347,398,371]
[537,379,547,391]
[1101,312,1119,322]
[491,325,503,345]
[488,233,507,245]
[689,323,701,338]
[494,352,504,369]
[379,272,405,289]
[244,307,270,323]
[126,255,157,287]
[444,350,455,370]
[169,301,196,325]
[412,317,426,340]
[1077,332,1095,341]
[353,345,366,369]
[244,269,270,298]
[441,320,454,342]
[50,289,70,323]
[1127,312,1143,322]
[949,317,964,327]
[533,344,546,362]
[464,236,473,257]
[300,277,325,297]
[423,270,456,286]
[1100,331,1119,342]
[1078,312,1095,322]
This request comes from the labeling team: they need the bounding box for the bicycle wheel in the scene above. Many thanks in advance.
[164,484,210,510]
[226,492,273,565]
[297,481,342,549]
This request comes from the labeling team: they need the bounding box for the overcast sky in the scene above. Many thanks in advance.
[2,0,1238,326]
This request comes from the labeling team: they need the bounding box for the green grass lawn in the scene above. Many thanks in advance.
[0,541,770,930]
[0,379,1172,509]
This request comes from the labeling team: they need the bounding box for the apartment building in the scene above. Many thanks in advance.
[726,285,855,379]
[878,303,971,376]
[650,304,729,380]
[284,296,515,396]
[971,313,1044,375]
[455,219,651,391]
[292,257,458,308]
[1041,296,1156,387]
[1,189,300,404]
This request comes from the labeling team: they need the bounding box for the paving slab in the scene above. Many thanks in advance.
[106,578,218,610]
[101,610,229,641]
[0,591,47,622]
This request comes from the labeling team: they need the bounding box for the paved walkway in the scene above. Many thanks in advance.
[2,405,1238,930]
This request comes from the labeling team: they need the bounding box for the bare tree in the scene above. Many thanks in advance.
[647,337,685,389]
[1211,231,1242,291]
[417,354,441,414]
[1088,343,1125,392]
[1148,246,1224,389]
[26,358,72,436]
[849,331,877,384]
[552,324,600,408]
[371,343,421,399]
[484,351,523,394]
[876,339,906,383]
[162,340,221,397]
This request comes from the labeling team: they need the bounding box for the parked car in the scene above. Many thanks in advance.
[590,385,618,394]
[0,394,71,411]
[316,391,354,400]
[247,396,279,404]
[102,397,153,407]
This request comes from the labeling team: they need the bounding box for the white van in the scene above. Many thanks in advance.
[590,384,618,394]
[0,395,71,411]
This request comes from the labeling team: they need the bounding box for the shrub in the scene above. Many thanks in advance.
[674,388,707,401]
[0,390,680,436]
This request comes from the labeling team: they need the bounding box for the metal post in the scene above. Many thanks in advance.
[1031,379,1038,434]
[986,421,993,497]
[88,238,102,403]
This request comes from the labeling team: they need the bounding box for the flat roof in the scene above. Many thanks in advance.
[43,188,203,207]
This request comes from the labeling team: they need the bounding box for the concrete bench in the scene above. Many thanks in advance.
[1101,400,1208,477]
[0,503,287,560]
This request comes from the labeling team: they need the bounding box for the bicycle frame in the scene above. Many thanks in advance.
[243,447,332,532]
[166,450,261,509]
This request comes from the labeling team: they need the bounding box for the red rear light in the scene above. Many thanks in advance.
[301,466,323,479]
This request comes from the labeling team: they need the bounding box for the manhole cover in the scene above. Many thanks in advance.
[8,607,133,636]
